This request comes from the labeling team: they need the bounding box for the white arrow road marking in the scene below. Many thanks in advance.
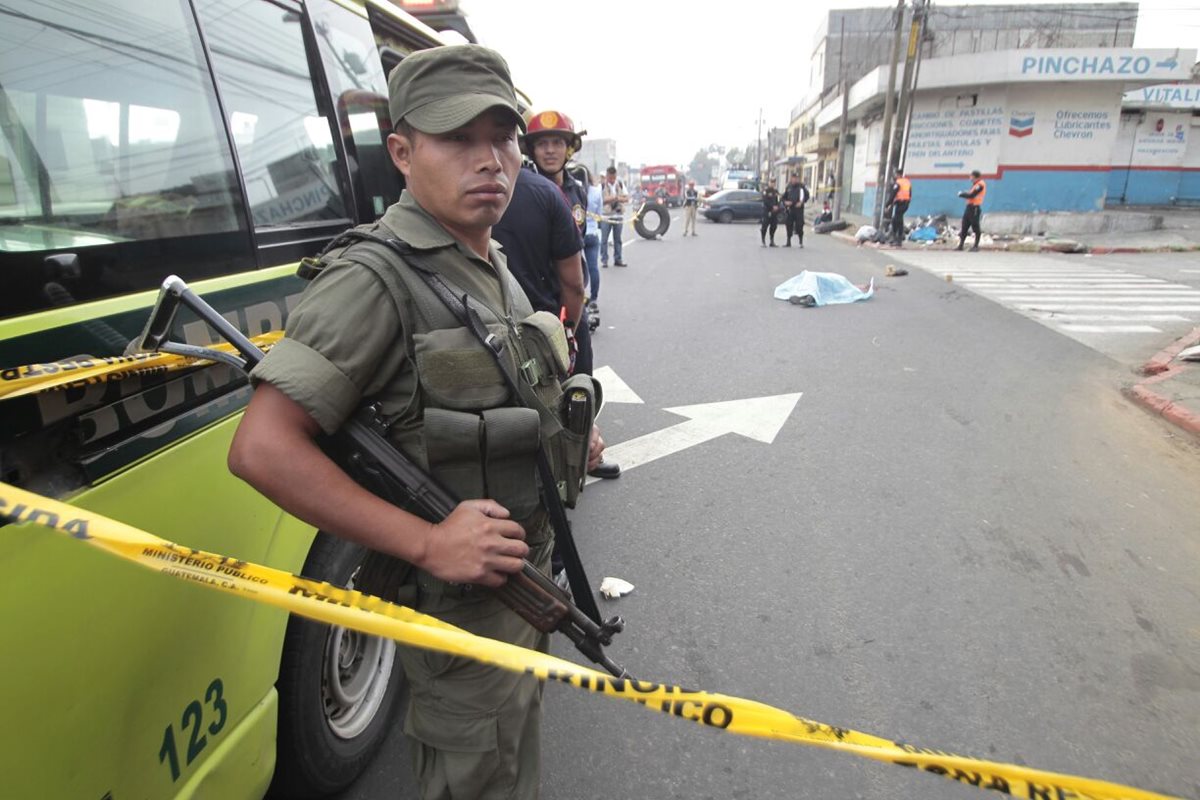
[592,366,644,405]
[587,392,802,484]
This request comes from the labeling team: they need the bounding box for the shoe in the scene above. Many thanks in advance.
[783,242,791,247]
[788,294,816,307]
[587,460,621,479]
[601,262,609,268]
[954,244,964,251]
[969,245,979,252]
[798,242,804,249]
[614,260,628,267]
[761,241,766,247]
[769,242,777,247]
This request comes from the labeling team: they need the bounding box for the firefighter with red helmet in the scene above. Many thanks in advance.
[519,110,618,480]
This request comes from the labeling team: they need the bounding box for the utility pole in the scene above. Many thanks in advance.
[898,0,930,172]
[887,0,928,177]
[755,108,764,184]
[833,16,849,221]
[872,0,906,229]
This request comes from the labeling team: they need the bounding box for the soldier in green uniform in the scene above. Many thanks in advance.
[229,45,604,799]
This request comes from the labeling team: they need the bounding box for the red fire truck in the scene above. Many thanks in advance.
[639,164,685,207]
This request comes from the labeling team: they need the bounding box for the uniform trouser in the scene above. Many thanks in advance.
[682,204,697,234]
[760,213,778,243]
[785,208,804,244]
[600,220,623,263]
[890,200,909,243]
[583,233,600,302]
[398,540,553,799]
[959,205,982,247]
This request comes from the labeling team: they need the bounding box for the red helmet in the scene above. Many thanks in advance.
[522,110,584,156]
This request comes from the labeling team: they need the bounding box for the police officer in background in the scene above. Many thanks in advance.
[780,172,810,248]
[956,169,987,251]
[229,45,607,798]
[760,179,781,247]
[886,168,912,246]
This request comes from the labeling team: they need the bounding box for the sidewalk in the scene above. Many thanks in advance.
[829,205,1200,255]
[821,209,1200,442]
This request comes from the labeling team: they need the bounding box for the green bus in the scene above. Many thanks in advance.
[0,0,467,796]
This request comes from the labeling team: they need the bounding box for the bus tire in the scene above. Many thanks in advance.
[634,204,670,239]
[270,534,408,799]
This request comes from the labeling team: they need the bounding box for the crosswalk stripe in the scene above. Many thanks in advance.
[1017,304,1200,311]
[955,280,1170,286]
[1057,324,1162,333]
[993,295,1200,302]
[1024,313,1190,322]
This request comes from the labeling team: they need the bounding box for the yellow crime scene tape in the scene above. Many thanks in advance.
[0,331,284,401]
[0,480,1181,800]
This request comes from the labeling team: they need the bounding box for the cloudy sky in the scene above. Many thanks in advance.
[458,0,1198,167]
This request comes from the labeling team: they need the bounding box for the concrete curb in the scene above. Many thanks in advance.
[1141,326,1200,376]
[1123,381,1200,439]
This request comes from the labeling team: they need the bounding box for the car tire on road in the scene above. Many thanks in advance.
[270,534,408,799]
[634,204,671,239]
[718,209,734,224]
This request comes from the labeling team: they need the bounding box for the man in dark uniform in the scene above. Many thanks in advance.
[760,180,781,247]
[515,110,595,376]
[780,173,810,248]
[956,169,987,251]
[228,45,606,799]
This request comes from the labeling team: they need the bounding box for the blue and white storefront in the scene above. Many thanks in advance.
[1110,83,1200,204]
[818,48,1196,216]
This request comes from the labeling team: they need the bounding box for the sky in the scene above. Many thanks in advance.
[455,0,1200,168]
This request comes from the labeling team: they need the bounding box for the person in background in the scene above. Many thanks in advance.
[681,179,699,236]
[578,166,603,312]
[780,172,810,248]
[760,179,780,247]
[886,168,912,246]
[956,169,986,251]
[600,166,629,267]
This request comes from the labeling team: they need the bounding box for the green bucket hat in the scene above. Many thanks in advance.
[387,45,525,134]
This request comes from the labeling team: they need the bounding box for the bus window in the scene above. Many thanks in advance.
[310,0,402,221]
[195,0,350,233]
[0,0,252,321]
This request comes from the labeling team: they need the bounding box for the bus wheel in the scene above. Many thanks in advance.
[271,534,407,798]
[634,204,670,239]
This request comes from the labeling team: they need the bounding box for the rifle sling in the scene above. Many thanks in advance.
[357,233,604,627]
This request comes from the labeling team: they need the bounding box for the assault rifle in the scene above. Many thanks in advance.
[133,276,629,678]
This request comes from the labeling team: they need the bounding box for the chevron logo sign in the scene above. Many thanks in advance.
[1009,112,1035,138]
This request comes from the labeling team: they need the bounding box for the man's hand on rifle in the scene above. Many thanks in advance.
[422,500,528,588]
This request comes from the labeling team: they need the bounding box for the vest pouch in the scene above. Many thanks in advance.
[552,373,596,508]
[481,407,543,536]
[413,325,511,412]
[423,409,485,502]
[517,311,570,388]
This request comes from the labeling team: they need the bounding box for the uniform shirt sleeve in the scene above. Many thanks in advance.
[249,263,403,434]
[548,188,583,259]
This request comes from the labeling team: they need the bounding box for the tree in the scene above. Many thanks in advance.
[725,147,745,168]
[688,148,715,186]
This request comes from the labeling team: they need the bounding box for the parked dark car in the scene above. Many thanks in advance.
[701,189,763,223]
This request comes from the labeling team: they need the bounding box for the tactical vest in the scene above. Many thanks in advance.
[967,180,987,207]
[894,177,912,202]
[299,220,595,548]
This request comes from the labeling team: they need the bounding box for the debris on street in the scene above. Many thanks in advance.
[599,577,635,599]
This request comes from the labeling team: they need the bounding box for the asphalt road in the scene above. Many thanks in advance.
[335,214,1200,800]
